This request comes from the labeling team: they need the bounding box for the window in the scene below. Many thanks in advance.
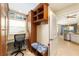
[9,20,26,34]
[8,10,26,34]
[8,10,26,20]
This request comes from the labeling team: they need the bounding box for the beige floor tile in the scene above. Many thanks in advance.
[56,36,79,56]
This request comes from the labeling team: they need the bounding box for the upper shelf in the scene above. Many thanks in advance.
[33,19,44,23]
[32,3,48,24]
[33,11,43,17]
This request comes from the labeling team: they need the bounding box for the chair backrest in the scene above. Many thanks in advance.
[14,34,25,48]
[14,34,25,42]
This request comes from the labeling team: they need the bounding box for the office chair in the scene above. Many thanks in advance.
[11,34,26,56]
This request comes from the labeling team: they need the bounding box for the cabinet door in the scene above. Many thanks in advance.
[0,3,8,56]
[1,15,6,55]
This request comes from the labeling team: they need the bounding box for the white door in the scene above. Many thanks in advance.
[49,7,58,56]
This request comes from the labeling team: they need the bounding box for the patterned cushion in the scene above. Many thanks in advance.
[31,42,48,53]
[31,42,38,49]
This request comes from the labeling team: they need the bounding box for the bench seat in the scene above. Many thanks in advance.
[31,42,48,55]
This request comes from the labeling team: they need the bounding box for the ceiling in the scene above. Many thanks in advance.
[49,3,79,25]
[9,3,39,15]
[57,18,78,25]
[49,3,74,12]
[9,3,74,15]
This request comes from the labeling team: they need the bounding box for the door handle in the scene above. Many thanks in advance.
[50,39,54,41]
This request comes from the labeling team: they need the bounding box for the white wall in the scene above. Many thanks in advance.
[37,24,49,46]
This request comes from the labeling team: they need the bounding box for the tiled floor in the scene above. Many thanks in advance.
[8,35,79,56]
[56,36,79,56]
[8,49,35,56]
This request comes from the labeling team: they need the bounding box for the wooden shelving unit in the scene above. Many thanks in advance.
[33,19,43,23]
[33,3,48,24]
[27,3,48,55]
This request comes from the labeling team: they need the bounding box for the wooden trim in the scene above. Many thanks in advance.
[0,3,9,56]
[0,4,2,56]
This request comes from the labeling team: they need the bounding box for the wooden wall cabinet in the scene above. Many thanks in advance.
[33,3,48,24]
[27,3,48,54]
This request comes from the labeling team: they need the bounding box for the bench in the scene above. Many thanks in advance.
[31,42,48,56]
